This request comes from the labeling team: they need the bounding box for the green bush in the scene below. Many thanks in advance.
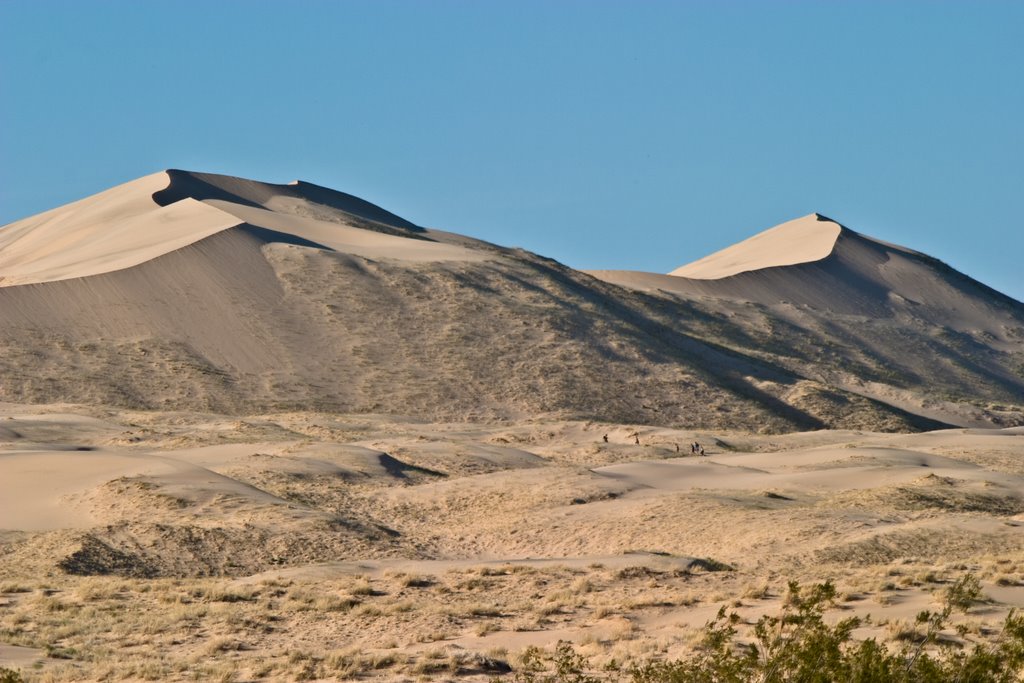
[509,575,1024,683]
[0,668,24,683]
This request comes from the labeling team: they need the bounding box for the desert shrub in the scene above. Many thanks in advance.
[944,573,984,612]
[515,641,604,683]
[0,669,23,683]
[510,575,1024,683]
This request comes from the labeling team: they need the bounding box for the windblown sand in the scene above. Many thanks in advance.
[2,405,1023,681]
[1,172,1022,679]
[668,213,842,279]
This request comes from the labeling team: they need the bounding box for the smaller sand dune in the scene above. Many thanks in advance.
[0,441,304,532]
[669,213,842,279]
[0,449,182,530]
[594,445,1024,495]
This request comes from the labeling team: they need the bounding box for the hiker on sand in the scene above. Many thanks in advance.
[603,434,609,443]
[634,434,640,445]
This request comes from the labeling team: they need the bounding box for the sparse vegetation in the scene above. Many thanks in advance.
[4,409,1024,680]
[512,577,1024,683]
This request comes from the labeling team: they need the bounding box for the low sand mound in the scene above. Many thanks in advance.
[593,445,1024,496]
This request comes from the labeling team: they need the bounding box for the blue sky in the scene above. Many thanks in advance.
[1,1,1021,301]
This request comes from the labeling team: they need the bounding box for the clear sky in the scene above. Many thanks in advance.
[1,1,1021,302]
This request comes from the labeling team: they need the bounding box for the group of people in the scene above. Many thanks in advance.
[600,433,707,456]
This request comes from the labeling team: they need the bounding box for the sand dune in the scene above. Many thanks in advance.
[669,213,842,279]
[0,174,241,286]
[595,214,1020,323]
[3,170,959,431]
[3,407,1024,680]
[595,444,1023,494]
[0,170,483,288]
[588,212,1024,428]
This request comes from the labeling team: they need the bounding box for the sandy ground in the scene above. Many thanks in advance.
[1,172,1022,680]
[2,404,1023,681]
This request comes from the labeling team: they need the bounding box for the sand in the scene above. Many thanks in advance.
[2,405,1024,680]
[2,171,1020,433]
[588,212,1024,430]
[0,171,484,288]
[669,213,842,279]
[1,171,1023,680]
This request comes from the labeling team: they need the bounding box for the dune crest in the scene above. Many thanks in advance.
[670,213,841,279]
[154,169,424,234]
[0,173,242,287]
[0,170,481,287]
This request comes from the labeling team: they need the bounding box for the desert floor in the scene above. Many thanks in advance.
[2,404,1023,681]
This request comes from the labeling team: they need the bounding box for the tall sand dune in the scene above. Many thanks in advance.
[1,171,1020,429]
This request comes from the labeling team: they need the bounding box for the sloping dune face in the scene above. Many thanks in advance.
[603,210,1021,324]
[154,169,424,233]
[670,213,842,279]
[0,170,485,288]
[0,173,243,286]
[150,170,487,263]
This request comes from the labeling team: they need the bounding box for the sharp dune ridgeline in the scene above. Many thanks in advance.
[2,171,1021,430]
[3,171,1024,681]
[591,212,1024,428]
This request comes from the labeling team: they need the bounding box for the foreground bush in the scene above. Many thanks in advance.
[512,575,1024,682]
[0,668,23,683]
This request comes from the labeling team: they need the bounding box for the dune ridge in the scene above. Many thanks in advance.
[589,213,1024,428]
[669,213,843,279]
[0,170,484,288]
[153,169,424,234]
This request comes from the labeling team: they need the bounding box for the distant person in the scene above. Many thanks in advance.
[699,446,706,456]
[603,434,609,443]
[634,434,640,445]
